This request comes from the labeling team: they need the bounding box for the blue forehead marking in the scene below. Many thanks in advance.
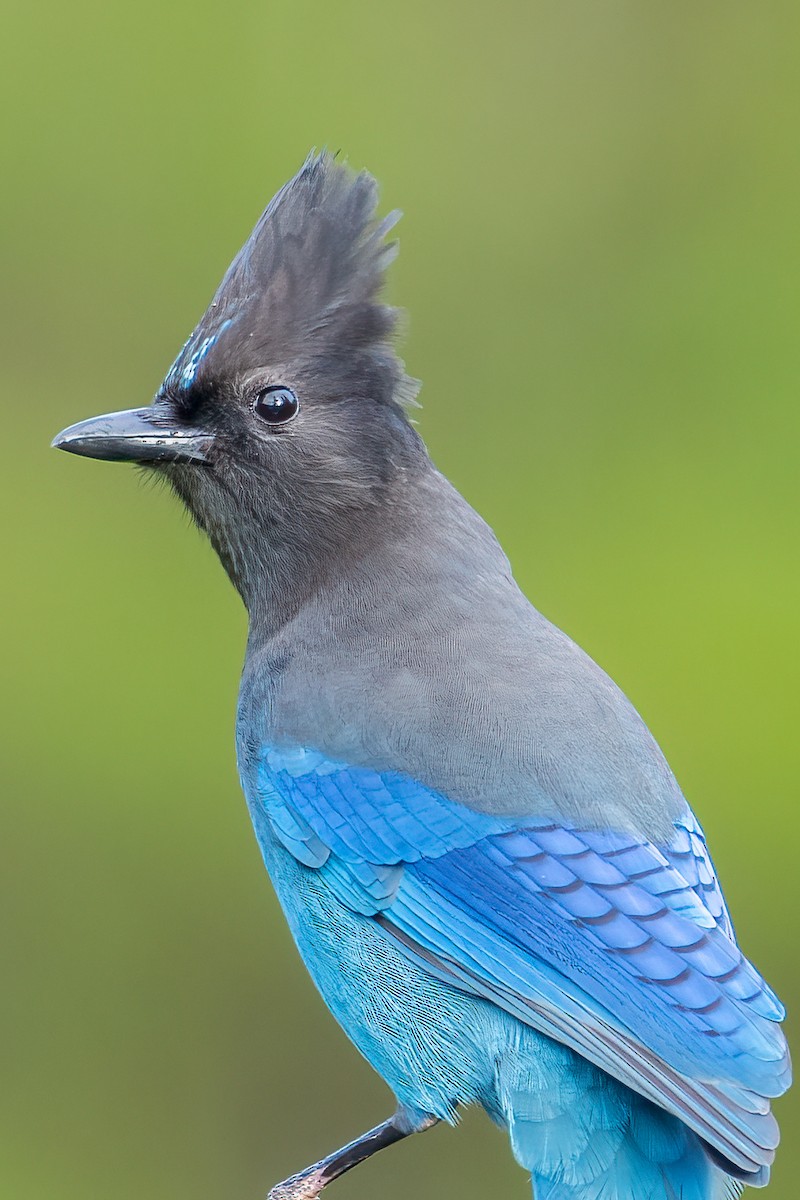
[165,317,235,390]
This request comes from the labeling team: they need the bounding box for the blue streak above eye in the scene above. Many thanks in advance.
[165,317,235,390]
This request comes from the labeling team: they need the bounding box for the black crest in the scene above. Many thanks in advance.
[162,152,416,411]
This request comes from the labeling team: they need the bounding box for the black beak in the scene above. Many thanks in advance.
[52,407,214,464]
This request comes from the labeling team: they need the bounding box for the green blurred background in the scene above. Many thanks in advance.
[3,2,798,1197]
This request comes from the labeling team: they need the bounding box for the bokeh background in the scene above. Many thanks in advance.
[3,3,798,1197]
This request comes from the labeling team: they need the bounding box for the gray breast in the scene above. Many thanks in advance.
[241,471,685,845]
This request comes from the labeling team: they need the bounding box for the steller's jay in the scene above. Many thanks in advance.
[53,154,789,1200]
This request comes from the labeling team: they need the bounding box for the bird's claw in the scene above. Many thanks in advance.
[268,1166,327,1200]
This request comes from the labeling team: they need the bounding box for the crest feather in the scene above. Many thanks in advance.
[163,152,417,409]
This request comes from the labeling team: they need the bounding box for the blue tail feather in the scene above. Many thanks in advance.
[518,1108,742,1200]
[497,1044,747,1200]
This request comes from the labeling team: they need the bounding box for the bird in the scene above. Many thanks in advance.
[53,152,789,1200]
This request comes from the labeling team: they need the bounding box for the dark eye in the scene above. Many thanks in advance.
[253,385,299,426]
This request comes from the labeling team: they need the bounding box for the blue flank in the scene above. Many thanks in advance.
[244,745,787,1198]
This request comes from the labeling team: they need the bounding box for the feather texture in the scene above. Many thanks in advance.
[161,152,416,411]
[247,745,789,1185]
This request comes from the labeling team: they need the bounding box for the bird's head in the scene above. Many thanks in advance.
[53,153,424,617]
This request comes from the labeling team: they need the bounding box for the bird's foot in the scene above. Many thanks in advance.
[268,1166,327,1200]
[266,1110,436,1199]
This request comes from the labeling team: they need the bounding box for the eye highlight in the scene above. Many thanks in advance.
[253,385,299,426]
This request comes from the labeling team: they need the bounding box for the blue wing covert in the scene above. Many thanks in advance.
[248,745,789,1181]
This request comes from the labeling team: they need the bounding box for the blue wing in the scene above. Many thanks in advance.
[251,746,789,1178]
